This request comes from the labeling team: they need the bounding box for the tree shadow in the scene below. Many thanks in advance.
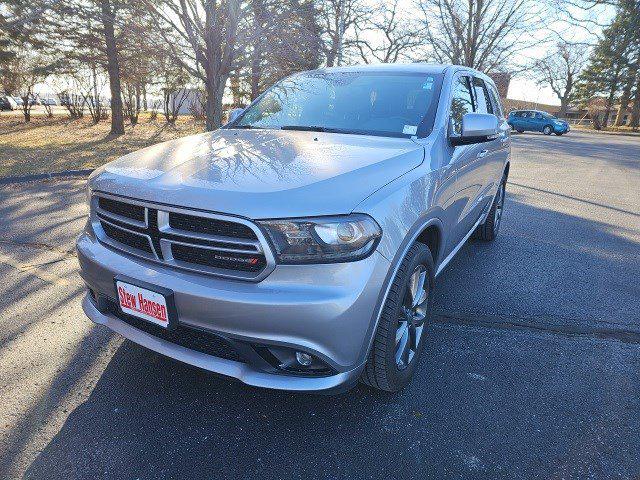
[14,197,640,480]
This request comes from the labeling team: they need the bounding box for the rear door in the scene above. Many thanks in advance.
[532,112,545,131]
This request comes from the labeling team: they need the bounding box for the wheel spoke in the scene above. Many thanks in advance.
[412,310,427,326]
[409,269,427,308]
[395,325,410,367]
[395,320,408,345]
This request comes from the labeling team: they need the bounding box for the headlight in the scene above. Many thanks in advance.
[257,214,382,264]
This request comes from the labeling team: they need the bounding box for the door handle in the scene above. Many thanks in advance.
[476,149,488,158]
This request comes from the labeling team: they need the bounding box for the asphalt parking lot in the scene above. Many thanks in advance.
[1,131,639,479]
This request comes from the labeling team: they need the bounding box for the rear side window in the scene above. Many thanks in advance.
[450,76,474,135]
[472,77,494,114]
[486,84,504,118]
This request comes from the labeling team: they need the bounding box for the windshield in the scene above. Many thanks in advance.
[231,71,443,138]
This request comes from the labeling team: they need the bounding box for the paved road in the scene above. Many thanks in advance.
[0,131,638,479]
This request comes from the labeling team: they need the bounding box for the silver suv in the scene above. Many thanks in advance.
[77,64,510,392]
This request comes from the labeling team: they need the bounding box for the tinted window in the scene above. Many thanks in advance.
[234,72,443,138]
[472,77,493,114]
[450,76,474,135]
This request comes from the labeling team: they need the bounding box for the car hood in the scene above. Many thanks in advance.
[89,129,424,218]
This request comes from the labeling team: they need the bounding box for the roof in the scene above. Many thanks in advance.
[312,63,452,75]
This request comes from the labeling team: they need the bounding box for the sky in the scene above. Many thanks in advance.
[31,0,611,106]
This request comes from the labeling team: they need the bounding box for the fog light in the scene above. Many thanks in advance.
[295,351,313,366]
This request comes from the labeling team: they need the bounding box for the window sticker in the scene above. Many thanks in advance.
[403,125,418,135]
[422,77,434,90]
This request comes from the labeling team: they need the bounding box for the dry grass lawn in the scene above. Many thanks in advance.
[0,112,204,178]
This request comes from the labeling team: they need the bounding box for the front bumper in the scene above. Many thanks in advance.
[554,123,569,133]
[77,232,391,392]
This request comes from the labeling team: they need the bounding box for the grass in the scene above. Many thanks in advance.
[0,112,204,178]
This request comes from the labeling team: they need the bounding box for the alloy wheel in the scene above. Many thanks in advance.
[395,265,429,370]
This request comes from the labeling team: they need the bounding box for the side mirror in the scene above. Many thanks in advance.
[228,107,244,123]
[450,113,499,146]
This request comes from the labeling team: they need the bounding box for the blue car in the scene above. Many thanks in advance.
[508,110,569,135]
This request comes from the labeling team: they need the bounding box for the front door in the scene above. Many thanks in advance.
[441,74,488,255]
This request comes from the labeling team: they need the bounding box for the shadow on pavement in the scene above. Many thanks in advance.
[18,197,640,480]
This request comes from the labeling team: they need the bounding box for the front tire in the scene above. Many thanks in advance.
[361,243,434,392]
[475,177,506,241]
[543,125,553,135]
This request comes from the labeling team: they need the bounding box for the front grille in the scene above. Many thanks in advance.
[104,299,243,362]
[169,212,257,240]
[100,220,153,254]
[92,194,271,280]
[98,197,145,222]
[172,243,266,272]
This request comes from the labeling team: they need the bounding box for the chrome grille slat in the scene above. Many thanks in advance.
[90,193,275,282]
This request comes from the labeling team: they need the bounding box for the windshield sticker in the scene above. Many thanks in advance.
[403,125,418,135]
[422,78,434,90]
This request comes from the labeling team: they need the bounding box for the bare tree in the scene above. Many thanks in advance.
[316,0,371,66]
[530,41,588,117]
[353,0,425,64]
[97,0,125,134]
[143,0,242,131]
[3,52,53,121]
[417,0,546,72]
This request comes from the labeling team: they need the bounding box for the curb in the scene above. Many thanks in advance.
[571,127,640,138]
[0,169,94,185]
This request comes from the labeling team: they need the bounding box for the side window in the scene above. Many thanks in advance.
[450,76,474,135]
[486,84,504,118]
[472,77,494,114]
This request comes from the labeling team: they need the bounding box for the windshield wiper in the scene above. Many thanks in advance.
[231,125,264,129]
[280,125,330,132]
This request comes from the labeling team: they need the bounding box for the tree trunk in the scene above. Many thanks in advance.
[630,83,640,130]
[558,98,568,118]
[22,102,30,122]
[615,79,633,126]
[250,0,265,100]
[204,75,227,131]
[230,73,242,106]
[92,64,101,123]
[142,84,148,111]
[99,0,125,135]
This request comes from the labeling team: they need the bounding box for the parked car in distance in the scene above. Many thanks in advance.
[12,96,24,106]
[508,110,569,135]
[77,64,511,393]
[0,96,18,111]
[42,98,59,106]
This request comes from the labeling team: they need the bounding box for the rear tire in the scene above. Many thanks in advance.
[474,177,506,241]
[543,125,553,135]
[361,243,434,392]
